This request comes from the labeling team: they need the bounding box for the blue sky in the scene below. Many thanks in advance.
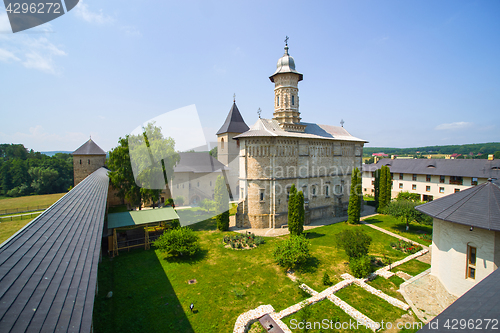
[0,0,499,152]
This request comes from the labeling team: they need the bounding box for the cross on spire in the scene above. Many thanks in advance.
[284,36,289,46]
[233,93,236,103]
[257,108,262,118]
[340,119,344,127]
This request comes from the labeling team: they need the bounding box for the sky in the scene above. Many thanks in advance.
[0,0,499,152]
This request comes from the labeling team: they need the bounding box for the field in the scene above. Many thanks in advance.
[93,215,429,333]
[0,193,66,244]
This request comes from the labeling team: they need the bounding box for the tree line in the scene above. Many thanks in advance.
[0,144,73,197]
[363,142,500,158]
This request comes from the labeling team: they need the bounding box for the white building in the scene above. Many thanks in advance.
[362,158,500,201]
[416,179,500,297]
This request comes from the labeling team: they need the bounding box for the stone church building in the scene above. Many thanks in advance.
[227,42,366,229]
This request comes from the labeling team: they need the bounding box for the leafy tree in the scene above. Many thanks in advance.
[153,227,200,257]
[349,256,373,278]
[174,196,184,206]
[273,235,311,269]
[29,167,59,195]
[385,200,432,230]
[209,146,218,159]
[200,198,215,213]
[335,229,372,259]
[348,167,362,224]
[494,151,500,159]
[215,175,229,231]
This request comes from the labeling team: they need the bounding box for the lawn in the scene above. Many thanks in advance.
[94,218,424,333]
[393,260,430,277]
[0,217,36,244]
[0,192,67,214]
[362,215,433,246]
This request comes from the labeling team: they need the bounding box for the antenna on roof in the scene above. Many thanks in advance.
[257,108,262,118]
[340,119,344,127]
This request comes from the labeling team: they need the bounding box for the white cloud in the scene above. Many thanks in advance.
[74,1,115,25]
[435,121,473,130]
[120,25,142,37]
[0,47,20,62]
[0,12,11,33]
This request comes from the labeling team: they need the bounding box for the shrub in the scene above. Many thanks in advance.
[396,191,420,202]
[153,227,200,257]
[322,272,332,286]
[174,196,184,206]
[215,175,229,231]
[335,229,372,259]
[349,256,373,278]
[273,235,311,269]
[288,185,305,236]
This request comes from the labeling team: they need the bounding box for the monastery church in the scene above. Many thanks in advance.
[216,41,367,229]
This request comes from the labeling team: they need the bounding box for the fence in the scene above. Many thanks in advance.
[0,206,49,216]
[0,212,43,222]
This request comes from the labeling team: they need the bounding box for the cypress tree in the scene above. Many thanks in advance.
[374,168,381,207]
[288,184,300,235]
[348,167,361,224]
[384,166,392,207]
[215,175,229,231]
[378,166,387,212]
[296,191,305,235]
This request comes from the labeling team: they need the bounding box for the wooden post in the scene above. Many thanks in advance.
[113,228,118,257]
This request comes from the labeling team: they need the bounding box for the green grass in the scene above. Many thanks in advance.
[94,218,426,333]
[394,260,431,277]
[0,192,66,213]
[0,217,36,244]
[336,284,406,323]
[362,215,432,245]
[281,299,372,332]
[367,275,405,302]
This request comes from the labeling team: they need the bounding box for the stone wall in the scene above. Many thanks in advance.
[73,155,106,186]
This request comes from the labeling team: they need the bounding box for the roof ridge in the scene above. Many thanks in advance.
[440,183,488,222]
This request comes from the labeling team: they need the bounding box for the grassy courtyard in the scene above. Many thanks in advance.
[362,215,433,246]
[93,215,429,333]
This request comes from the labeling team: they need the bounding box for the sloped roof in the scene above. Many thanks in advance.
[416,179,500,231]
[216,102,249,135]
[0,167,109,333]
[234,118,367,143]
[174,152,228,173]
[108,207,179,229]
[362,158,500,179]
[72,139,106,155]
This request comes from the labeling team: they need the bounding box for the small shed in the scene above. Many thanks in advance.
[107,207,179,256]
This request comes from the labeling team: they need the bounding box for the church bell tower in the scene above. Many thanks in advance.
[270,37,306,132]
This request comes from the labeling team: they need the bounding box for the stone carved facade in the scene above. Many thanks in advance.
[233,43,366,229]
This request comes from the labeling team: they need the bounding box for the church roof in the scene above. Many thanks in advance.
[174,152,228,173]
[72,139,106,155]
[416,179,500,231]
[216,102,250,135]
[233,118,367,143]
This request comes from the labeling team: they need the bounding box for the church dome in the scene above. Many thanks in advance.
[270,44,303,82]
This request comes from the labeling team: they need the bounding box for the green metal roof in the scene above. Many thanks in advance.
[108,207,179,229]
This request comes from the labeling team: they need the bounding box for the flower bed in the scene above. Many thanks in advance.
[419,233,432,241]
[390,239,422,254]
[223,232,265,250]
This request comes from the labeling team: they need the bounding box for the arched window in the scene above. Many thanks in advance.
[79,159,82,164]
[292,95,295,105]
[221,138,224,150]
[277,96,280,106]
[88,159,90,165]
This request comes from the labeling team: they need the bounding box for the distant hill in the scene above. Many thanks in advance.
[41,151,73,156]
[363,142,500,158]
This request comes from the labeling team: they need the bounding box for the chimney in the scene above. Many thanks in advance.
[488,154,494,161]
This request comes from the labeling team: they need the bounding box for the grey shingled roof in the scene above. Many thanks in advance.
[72,139,106,155]
[174,152,228,173]
[234,118,367,143]
[0,167,109,333]
[362,158,500,179]
[419,267,500,332]
[216,102,250,135]
[416,179,500,231]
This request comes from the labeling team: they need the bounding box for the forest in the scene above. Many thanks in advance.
[363,142,500,158]
[0,144,73,197]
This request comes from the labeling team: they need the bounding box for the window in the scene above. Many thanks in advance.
[450,176,463,185]
[426,186,431,192]
[176,184,179,189]
[88,159,90,165]
[79,159,82,164]
[197,182,200,187]
[287,188,290,200]
[467,245,477,279]
[471,177,478,186]
[399,173,403,180]
[371,180,374,185]
[259,190,265,201]
[277,96,279,106]
[426,175,431,182]
[455,188,460,193]
[412,174,417,181]
[371,172,375,177]
[439,187,444,193]
[440,175,445,183]
[210,181,212,186]
[335,185,342,195]
[312,186,316,196]
[292,95,295,105]
[399,183,403,189]
[412,184,417,190]
[221,138,224,150]
[325,186,329,197]
[391,173,394,180]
